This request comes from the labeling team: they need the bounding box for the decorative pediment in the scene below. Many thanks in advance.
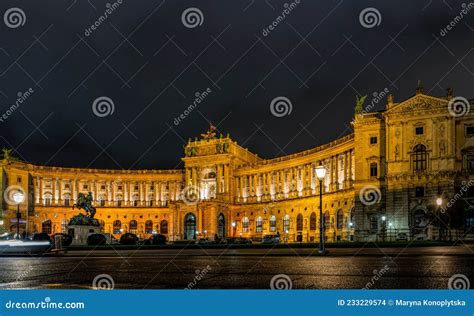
[384,94,448,116]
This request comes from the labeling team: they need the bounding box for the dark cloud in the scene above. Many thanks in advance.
[0,0,472,169]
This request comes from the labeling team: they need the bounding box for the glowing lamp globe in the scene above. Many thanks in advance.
[315,166,326,181]
[12,191,24,204]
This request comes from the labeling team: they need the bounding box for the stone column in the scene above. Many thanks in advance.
[52,178,57,205]
[72,178,77,202]
[58,179,62,205]
[39,177,44,204]
[111,181,115,206]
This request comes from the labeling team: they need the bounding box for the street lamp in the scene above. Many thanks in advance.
[13,191,24,240]
[231,222,236,238]
[315,165,326,253]
[436,197,443,241]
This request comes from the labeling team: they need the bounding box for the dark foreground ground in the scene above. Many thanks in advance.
[0,245,472,289]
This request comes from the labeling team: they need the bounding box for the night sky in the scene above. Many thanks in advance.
[0,0,472,169]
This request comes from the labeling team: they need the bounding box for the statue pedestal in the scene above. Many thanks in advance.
[68,225,100,246]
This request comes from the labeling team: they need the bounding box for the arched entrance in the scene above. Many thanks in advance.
[184,213,196,240]
[217,213,225,238]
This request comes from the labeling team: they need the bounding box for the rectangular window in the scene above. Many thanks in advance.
[370,163,378,177]
[100,200,106,207]
[369,136,377,145]
[135,186,139,191]
[17,177,22,183]
[467,155,474,174]
[64,184,70,189]
[415,186,425,197]
[101,185,106,190]
[118,185,122,190]
[64,199,70,206]
[370,216,378,231]
[466,126,474,137]
[44,198,51,206]
[83,184,88,190]
[415,126,424,135]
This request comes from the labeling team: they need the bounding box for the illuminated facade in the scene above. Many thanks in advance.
[1,88,473,242]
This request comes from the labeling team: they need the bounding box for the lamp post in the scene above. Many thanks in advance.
[315,166,326,254]
[436,197,443,241]
[231,222,236,238]
[13,191,24,239]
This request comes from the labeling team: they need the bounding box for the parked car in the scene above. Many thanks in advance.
[120,233,139,245]
[227,237,252,244]
[31,233,52,242]
[195,238,211,245]
[51,233,73,247]
[87,233,107,246]
[262,234,280,245]
[396,233,408,241]
[145,234,167,245]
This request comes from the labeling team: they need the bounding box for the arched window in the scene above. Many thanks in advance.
[217,214,225,238]
[44,193,52,206]
[42,220,52,234]
[99,194,106,207]
[412,144,428,171]
[113,220,121,234]
[116,195,123,207]
[296,214,303,231]
[63,194,71,206]
[324,211,330,231]
[269,215,276,232]
[283,215,290,232]
[336,210,344,229]
[145,220,153,234]
[369,162,378,177]
[242,217,249,233]
[256,217,262,233]
[184,214,196,240]
[129,220,138,234]
[310,212,317,231]
[160,220,168,234]
[132,194,139,207]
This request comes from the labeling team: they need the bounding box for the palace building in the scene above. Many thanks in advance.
[1,87,474,242]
